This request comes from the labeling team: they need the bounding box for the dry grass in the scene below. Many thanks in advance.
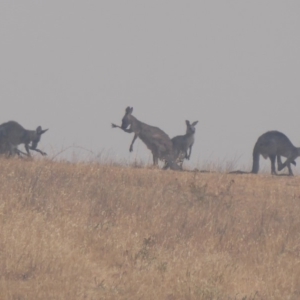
[0,158,300,299]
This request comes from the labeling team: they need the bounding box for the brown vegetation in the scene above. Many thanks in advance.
[0,158,300,299]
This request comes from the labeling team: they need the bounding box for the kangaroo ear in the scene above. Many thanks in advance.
[36,126,42,133]
[130,107,133,113]
[192,121,198,126]
[185,120,190,126]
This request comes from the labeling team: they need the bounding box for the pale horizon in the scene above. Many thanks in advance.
[1,2,300,172]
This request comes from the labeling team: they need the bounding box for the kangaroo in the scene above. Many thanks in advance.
[0,121,48,157]
[251,131,299,176]
[163,120,198,169]
[112,107,180,170]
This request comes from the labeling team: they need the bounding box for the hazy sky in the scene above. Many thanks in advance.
[1,2,300,170]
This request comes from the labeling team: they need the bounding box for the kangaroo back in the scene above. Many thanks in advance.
[139,126,173,160]
[0,121,26,143]
[0,121,24,155]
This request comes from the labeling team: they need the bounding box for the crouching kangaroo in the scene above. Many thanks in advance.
[164,120,198,169]
[251,130,299,176]
[0,121,48,157]
[112,107,180,170]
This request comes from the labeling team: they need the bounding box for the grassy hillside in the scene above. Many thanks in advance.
[0,158,300,299]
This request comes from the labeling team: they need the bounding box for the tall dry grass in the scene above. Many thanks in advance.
[0,157,300,299]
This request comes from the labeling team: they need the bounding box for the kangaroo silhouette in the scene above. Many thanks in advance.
[112,107,180,170]
[164,120,198,169]
[251,130,298,176]
[0,121,48,157]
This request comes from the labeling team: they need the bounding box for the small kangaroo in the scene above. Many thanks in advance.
[112,107,180,170]
[164,120,198,169]
[251,130,299,176]
[0,121,48,157]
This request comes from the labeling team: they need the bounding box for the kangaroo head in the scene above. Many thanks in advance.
[36,126,49,135]
[121,107,133,129]
[31,126,48,149]
[185,120,198,134]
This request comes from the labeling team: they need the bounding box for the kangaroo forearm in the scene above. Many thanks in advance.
[29,146,47,156]
[122,128,133,133]
[25,144,31,156]
[129,134,138,152]
[111,124,133,134]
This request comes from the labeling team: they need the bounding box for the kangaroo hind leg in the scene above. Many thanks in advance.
[152,153,159,166]
[277,155,284,171]
[278,156,296,172]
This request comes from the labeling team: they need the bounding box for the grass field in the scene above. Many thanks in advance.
[0,158,300,299]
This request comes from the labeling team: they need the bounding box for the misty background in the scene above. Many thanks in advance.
[1,2,299,171]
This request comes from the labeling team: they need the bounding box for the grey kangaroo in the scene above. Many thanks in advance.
[251,130,299,176]
[164,120,198,169]
[0,121,48,157]
[112,107,180,170]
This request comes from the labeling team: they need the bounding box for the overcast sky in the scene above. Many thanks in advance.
[1,1,299,171]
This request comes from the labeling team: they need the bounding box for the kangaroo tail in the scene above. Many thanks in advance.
[251,143,260,174]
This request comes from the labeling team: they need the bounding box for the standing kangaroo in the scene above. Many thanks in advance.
[164,120,198,169]
[112,107,180,170]
[251,131,299,176]
[0,121,48,157]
